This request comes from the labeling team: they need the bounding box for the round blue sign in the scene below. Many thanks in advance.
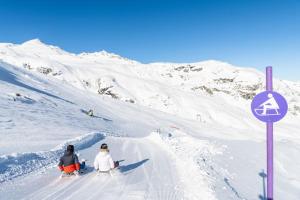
[251,91,288,123]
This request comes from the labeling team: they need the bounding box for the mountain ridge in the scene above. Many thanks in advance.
[0,39,299,125]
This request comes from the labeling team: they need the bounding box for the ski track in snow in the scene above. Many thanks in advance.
[0,128,268,200]
[1,135,191,200]
[147,130,218,200]
[147,129,251,200]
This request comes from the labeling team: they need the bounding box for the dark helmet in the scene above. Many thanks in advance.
[67,145,74,153]
[100,143,108,150]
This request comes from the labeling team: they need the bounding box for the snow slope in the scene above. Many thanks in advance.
[2,136,187,200]
[3,132,220,200]
[0,39,300,199]
[1,39,299,127]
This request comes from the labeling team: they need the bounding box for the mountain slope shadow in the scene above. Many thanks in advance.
[0,64,73,104]
[119,159,149,173]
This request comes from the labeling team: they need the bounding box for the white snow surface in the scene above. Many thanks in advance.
[0,39,300,199]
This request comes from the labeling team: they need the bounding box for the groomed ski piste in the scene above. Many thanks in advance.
[1,40,300,199]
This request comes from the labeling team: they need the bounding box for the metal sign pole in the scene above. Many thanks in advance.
[266,66,273,200]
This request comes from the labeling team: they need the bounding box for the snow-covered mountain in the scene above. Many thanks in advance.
[0,39,300,199]
[1,39,299,126]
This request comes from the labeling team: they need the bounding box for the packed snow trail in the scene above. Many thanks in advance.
[1,136,185,200]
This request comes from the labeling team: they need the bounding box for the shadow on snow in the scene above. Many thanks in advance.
[258,169,267,200]
[119,159,149,173]
[0,64,73,104]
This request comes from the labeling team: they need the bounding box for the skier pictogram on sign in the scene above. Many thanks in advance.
[254,93,280,116]
[251,91,288,123]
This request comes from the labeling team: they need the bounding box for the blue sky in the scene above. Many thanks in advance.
[0,0,299,81]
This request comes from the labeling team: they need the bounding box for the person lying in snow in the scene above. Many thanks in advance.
[58,145,85,176]
[94,143,119,173]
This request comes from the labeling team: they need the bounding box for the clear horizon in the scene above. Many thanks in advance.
[0,0,299,81]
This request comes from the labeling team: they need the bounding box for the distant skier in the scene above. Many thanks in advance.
[94,143,119,173]
[87,109,94,117]
[58,145,85,176]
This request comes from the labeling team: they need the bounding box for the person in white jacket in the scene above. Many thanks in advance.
[94,143,117,172]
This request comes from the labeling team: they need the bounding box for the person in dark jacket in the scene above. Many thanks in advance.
[58,145,82,175]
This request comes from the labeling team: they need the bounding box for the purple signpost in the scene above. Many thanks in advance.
[251,66,288,200]
[266,67,274,200]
